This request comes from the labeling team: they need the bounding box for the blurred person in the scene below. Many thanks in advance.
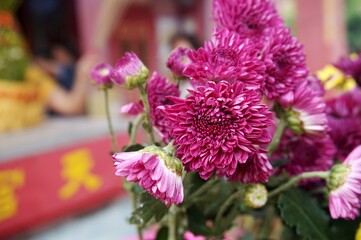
[35,39,77,91]
[170,32,201,50]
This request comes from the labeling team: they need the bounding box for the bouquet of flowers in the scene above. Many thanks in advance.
[91,0,361,239]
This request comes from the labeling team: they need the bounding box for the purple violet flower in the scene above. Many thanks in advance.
[334,54,361,86]
[147,72,180,143]
[166,47,191,77]
[262,27,308,99]
[90,63,113,87]
[110,52,149,89]
[226,153,273,183]
[213,0,284,40]
[159,81,272,180]
[326,89,361,160]
[183,28,265,89]
[272,130,335,177]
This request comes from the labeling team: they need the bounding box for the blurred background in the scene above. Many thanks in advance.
[0,0,360,239]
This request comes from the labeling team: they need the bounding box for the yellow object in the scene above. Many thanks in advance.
[356,223,361,240]
[0,169,24,222]
[0,65,56,132]
[58,149,102,200]
[316,64,356,91]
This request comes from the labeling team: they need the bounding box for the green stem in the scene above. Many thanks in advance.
[138,85,155,144]
[104,88,119,152]
[215,188,243,224]
[130,192,143,240]
[268,171,329,198]
[182,176,218,208]
[168,205,177,240]
[257,205,275,239]
[267,118,287,157]
[130,114,145,145]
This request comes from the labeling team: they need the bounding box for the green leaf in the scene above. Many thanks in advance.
[122,144,144,152]
[129,191,168,227]
[155,226,169,240]
[277,188,330,240]
[127,122,133,136]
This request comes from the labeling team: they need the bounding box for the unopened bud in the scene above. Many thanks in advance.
[244,184,268,208]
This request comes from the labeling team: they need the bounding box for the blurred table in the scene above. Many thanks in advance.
[0,116,130,238]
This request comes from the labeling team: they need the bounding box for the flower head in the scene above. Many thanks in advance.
[326,90,361,160]
[226,153,273,183]
[212,0,283,40]
[278,81,328,136]
[147,72,180,142]
[110,52,149,89]
[272,130,335,177]
[120,101,144,116]
[166,47,191,77]
[262,27,308,99]
[183,28,265,89]
[159,81,272,180]
[328,145,361,219]
[113,145,184,206]
[334,53,361,86]
[90,63,113,88]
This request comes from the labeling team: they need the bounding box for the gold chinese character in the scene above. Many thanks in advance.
[58,149,102,200]
[0,169,24,222]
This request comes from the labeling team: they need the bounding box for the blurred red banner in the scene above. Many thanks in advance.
[0,134,129,238]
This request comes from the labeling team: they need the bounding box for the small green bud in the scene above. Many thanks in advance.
[244,184,268,208]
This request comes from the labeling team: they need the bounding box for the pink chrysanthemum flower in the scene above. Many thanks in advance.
[272,130,335,177]
[262,27,308,99]
[326,90,361,160]
[212,0,283,40]
[113,145,184,206]
[227,153,273,183]
[90,63,113,87]
[159,81,272,180]
[183,28,265,89]
[147,72,180,142]
[166,47,191,77]
[328,145,361,219]
[110,52,149,89]
[184,231,206,240]
[278,81,328,136]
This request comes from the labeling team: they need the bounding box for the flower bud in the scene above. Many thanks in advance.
[110,52,149,89]
[244,184,268,208]
[166,47,191,78]
[90,63,113,88]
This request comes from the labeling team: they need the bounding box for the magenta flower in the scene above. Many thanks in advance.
[166,47,191,77]
[227,153,273,183]
[328,145,361,219]
[90,63,113,87]
[306,75,325,97]
[147,72,180,142]
[213,0,283,40]
[159,81,272,180]
[120,101,144,116]
[278,81,328,136]
[326,90,361,160]
[262,27,308,99]
[272,130,335,177]
[334,54,361,86]
[110,52,149,89]
[183,28,265,89]
[184,231,206,240]
[113,146,184,206]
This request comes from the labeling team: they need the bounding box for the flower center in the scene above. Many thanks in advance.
[194,110,231,138]
[274,52,291,71]
[213,48,237,65]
